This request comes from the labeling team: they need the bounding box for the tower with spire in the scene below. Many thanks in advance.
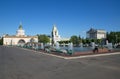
[51,24,61,44]
[16,23,25,36]
[3,22,38,46]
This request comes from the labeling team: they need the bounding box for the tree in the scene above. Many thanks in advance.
[78,35,82,43]
[91,39,94,42]
[37,34,50,44]
[70,35,79,46]
[82,38,86,44]
[107,31,120,44]
[96,39,102,44]
[0,37,3,45]
[58,40,70,44]
[86,38,91,44]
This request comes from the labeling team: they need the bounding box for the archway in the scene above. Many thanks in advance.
[18,39,25,46]
[30,38,35,42]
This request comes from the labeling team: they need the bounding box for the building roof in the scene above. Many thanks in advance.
[87,28,106,33]
[19,24,23,30]
[87,28,96,33]
[4,35,38,38]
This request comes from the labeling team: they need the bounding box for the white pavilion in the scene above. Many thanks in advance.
[3,24,38,46]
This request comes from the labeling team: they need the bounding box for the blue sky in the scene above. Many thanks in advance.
[0,0,120,38]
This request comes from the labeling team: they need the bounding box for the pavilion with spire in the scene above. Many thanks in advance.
[16,23,25,36]
[51,24,70,45]
[51,24,61,44]
[3,23,38,46]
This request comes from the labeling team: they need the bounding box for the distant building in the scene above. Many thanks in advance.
[51,24,61,44]
[86,28,106,39]
[51,25,70,44]
[3,24,38,46]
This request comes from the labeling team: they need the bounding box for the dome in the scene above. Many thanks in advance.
[19,24,23,30]
[16,24,25,36]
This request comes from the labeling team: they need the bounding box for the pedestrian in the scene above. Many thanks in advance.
[93,46,98,53]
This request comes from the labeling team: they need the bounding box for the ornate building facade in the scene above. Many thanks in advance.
[51,24,70,44]
[3,24,38,46]
[86,28,106,39]
[51,25,61,44]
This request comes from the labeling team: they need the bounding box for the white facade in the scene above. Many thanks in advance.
[51,25,61,44]
[60,38,70,41]
[3,36,38,46]
[16,24,25,36]
[87,28,106,39]
[51,25,70,44]
[97,33,106,39]
[16,30,25,36]
[97,30,106,39]
[3,24,38,46]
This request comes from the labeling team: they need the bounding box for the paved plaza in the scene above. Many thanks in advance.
[0,45,120,79]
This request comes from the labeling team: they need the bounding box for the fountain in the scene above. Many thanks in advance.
[63,43,65,47]
[35,44,39,50]
[106,40,108,45]
[55,42,60,50]
[80,43,83,48]
[68,42,73,50]
[91,42,95,49]
[67,42,73,55]
[60,42,92,53]
[41,43,44,50]
[107,43,113,51]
